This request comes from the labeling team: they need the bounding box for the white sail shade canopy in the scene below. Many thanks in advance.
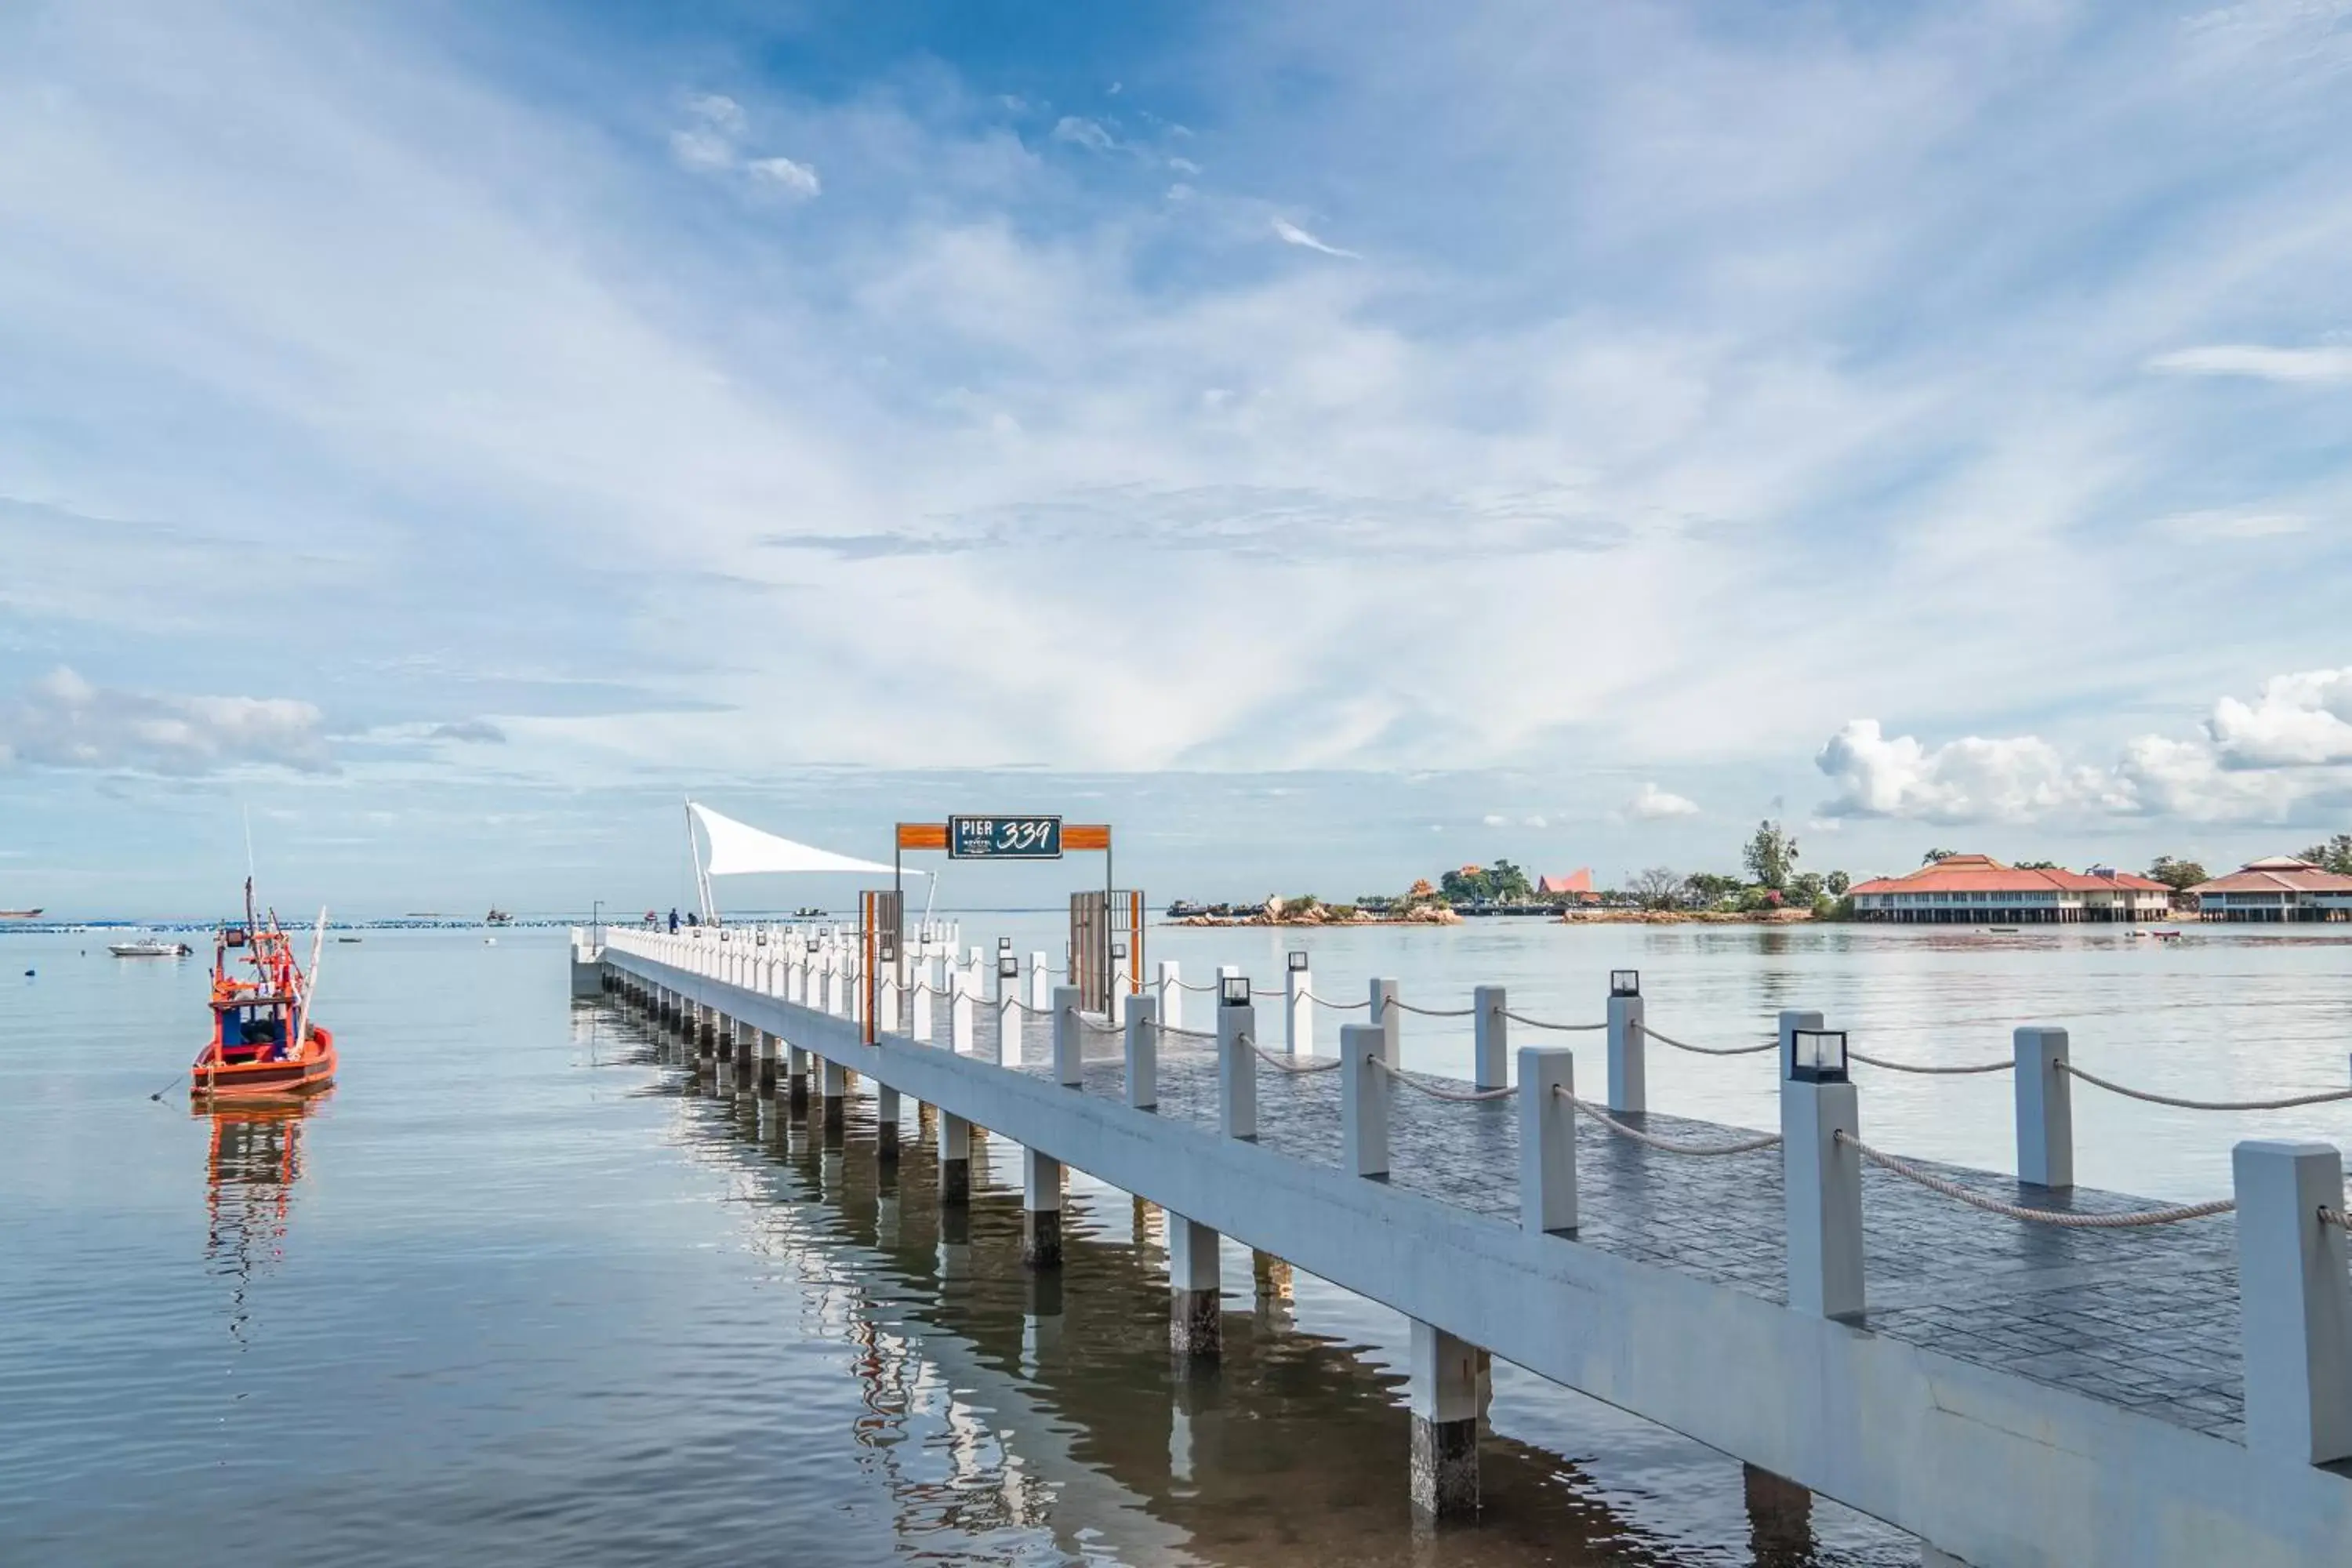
[688,802,916,879]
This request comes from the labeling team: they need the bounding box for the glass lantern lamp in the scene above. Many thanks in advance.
[1788,1028,1849,1083]
[1220,974,1250,1007]
[1610,969,1640,996]
[1287,949,1308,972]
[997,954,1019,982]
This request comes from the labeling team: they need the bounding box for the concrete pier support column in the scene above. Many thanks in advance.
[1125,993,1159,1109]
[1779,1009,1863,1319]
[1370,977,1400,1065]
[1742,1464,1815,1566]
[1218,993,1258,1141]
[937,1112,971,1207]
[1022,1148,1062,1268]
[1472,985,1508,1091]
[819,1058,848,1134]
[1518,1046,1578,1234]
[1407,1319,1480,1519]
[756,1032,778,1098]
[1157,960,1182,1032]
[1285,954,1312,1057]
[1341,1023,1389,1177]
[2013,1025,2073,1189]
[1606,978,1646,1113]
[1167,1216,1221,1359]
[786,1044,809,1112]
[876,1084,901,1160]
[2234,1139,2352,1463]
[1052,985,1084,1087]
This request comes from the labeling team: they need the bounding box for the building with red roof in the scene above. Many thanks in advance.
[1847,855,2172,924]
[2185,857,2352,922]
[1536,869,1599,906]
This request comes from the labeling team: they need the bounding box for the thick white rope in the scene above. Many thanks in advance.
[2059,1063,2352,1112]
[1171,978,1220,993]
[1305,991,1371,1011]
[1550,1086,1782,1155]
[1503,1011,1607,1033]
[2322,1206,2352,1233]
[1156,1021,1220,1042]
[1250,1041,1344,1073]
[1388,998,1477,1018]
[1076,1013,1125,1036]
[1632,1022,1778,1057]
[1849,1050,2016,1076]
[1372,1058,1513,1102]
[1835,1131,2236,1227]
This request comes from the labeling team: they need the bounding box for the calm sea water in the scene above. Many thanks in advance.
[3,919,2345,1566]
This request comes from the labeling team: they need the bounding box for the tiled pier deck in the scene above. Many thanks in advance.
[584,929,2352,1568]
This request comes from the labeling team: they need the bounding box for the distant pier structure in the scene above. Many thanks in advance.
[569,844,2352,1566]
[1848,854,2174,924]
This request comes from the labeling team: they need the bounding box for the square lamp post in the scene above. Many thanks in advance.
[1221,974,1251,1007]
[1788,1028,1849,1083]
[1288,950,1308,973]
[1610,969,1639,997]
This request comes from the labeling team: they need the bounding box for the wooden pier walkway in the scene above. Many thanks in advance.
[576,925,2352,1567]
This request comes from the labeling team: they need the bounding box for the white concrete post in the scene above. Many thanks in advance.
[1370,977,1401,1067]
[2234,1139,2352,1464]
[1474,985,1508,1090]
[1157,959,1181,1030]
[1029,951,1050,1010]
[996,956,1023,1067]
[1168,1216,1222,1358]
[1218,995,1258,1142]
[1022,1147,1063,1268]
[2014,1025,2073,1189]
[819,1056,848,1133]
[950,964,975,1054]
[1341,1023,1389,1178]
[875,1083,901,1158]
[1051,984,1083,1087]
[937,1111,971,1205]
[1519,1046,1577,1234]
[876,970,898,1036]
[1286,959,1314,1057]
[1407,1319,1481,1519]
[1779,1008,1863,1319]
[1125,992,1159,1109]
[1606,986,1646,1114]
[826,955,844,1016]
[912,973,933,1043]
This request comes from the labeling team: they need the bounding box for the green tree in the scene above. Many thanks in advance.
[1625,866,1684,909]
[1439,866,1489,903]
[2146,855,2209,892]
[1682,871,1745,907]
[1487,858,1534,902]
[2296,835,2352,875]
[1743,820,1799,891]
[1789,871,1826,906]
[1825,870,1851,897]
[1921,848,1958,865]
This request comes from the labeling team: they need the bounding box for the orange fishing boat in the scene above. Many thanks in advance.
[192,880,336,1102]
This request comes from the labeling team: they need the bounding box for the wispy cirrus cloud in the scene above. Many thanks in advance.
[2147,344,2352,383]
[1271,217,1359,258]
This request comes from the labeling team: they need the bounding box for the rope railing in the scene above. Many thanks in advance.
[1387,998,1477,1018]
[1156,1021,1220,1043]
[1503,1010,1606,1033]
[2058,1063,2352,1112]
[1372,1058,1512,1102]
[1250,1040,1344,1073]
[1076,1013,1125,1036]
[1550,1086,1782,1155]
[1835,1131,2236,1228]
[2321,1206,2352,1233]
[1632,1022,1777,1057]
[1305,991,1371,1011]
[1849,1050,2016,1076]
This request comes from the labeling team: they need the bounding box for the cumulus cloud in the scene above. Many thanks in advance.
[1051,116,1116,153]
[1814,720,2125,824]
[0,667,328,774]
[1271,217,1359,259]
[2147,344,2352,383]
[1480,812,1508,826]
[2205,668,2352,767]
[1628,782,1700,818]
[669,92,818,198]
[428,718,507,744]
[746,156,820,199]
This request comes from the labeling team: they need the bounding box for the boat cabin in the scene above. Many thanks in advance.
[216,994,298,1062]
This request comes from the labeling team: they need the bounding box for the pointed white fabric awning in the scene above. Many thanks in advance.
[688,802,916,878]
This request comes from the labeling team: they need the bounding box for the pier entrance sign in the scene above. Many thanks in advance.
[947,815,1062,860]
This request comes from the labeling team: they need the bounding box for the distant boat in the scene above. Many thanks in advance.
[485,908,514,926]
[794,906,826,918]
[1988,926,2020,934]
[109,937,194,958]
[0,908,42,920]
[335,936,363,944]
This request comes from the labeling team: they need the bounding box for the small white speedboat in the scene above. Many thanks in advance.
[109,937,193,958]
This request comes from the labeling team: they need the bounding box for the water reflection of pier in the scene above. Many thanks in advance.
[613,1011,1831,1567]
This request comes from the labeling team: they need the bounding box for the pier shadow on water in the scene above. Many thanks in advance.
[630,1009,1916,1568]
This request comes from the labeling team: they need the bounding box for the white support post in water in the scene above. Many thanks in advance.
[1125,992,1159,1109]
[1218,993,1258,1142]
[1606,983,1646,1114]
[1370,977,1400,1067]
[1157,960,1181,1031]
[1473,985,1508,1090]
[1022,1147,1063,1268]
[819,1056,848,1134]
[2014,1025,2073,1189]
[1519,1046,1577,1234]
[1342,1023,1389,1178]
[1407,1319,1482,1519]
[1778,1009,1862,1320]
[1168,1215,1222,1359]
[876,1083,900,1159]
[1051,985,1083,1088]
[2234,1139,2352,1465]
[937,1112,971,1206]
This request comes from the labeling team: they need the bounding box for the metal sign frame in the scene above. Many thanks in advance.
[891,818,1121,1011]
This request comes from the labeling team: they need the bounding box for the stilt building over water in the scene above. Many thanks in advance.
[1846,854,2173,924]
[2187,856,2352,922]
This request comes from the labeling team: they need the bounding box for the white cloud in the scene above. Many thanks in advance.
[2147,344,2352,383]
[1480,812,1509,826]
[2205,668,2352,767]
[746,155,820,199]
[1168,156,1201,175]
[1628,782,1700,818]
[1051,116,1116,153]
[1814,720,2125,824]
[2157,507,2311,540]
[0,667,328,774]
[1523,814,1548,828]
[428,719,507,744]
[668,127,735,172]
[1271,217,1359,259]
[684,93,745,133]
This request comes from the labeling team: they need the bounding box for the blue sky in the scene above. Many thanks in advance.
[2,0,2349,916]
